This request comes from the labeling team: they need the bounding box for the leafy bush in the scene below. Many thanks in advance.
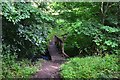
[2,54,40,78]
[60,54,119,78]
[2,2,53,78]
[2,2,53,58]
[2,44,40,78]
[64,20,120,55]
[49,2,120,56]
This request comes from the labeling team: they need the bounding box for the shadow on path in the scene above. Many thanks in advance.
[32,41,66,79]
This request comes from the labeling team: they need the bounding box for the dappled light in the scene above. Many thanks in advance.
[1,1,120,79]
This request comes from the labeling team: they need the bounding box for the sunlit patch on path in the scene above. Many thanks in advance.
[32,41,66,78]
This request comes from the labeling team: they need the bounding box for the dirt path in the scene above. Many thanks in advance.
[32,41,66,79]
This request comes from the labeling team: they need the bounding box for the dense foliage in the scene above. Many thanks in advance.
[48,2,120,56]
[2,53,40,78]
[2,2,53,58]
[1,2,120,78]
[2,2,53,78]
[60,54,119,78]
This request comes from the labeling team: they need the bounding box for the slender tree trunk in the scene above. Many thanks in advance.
[101,2,109,25]
[61,43,69,57]
[53,35,69,58]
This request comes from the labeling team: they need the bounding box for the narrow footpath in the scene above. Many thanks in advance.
[32,41,66,79]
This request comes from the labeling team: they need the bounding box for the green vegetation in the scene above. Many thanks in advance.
[48,2,120,56]
[60,54,119,78]
[2,54,40,78]
[2,41,41,78]
[1,2,120,79]
[2,2,53,78]
[2,2,53,57]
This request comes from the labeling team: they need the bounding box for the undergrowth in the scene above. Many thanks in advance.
[60,54,120,79]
